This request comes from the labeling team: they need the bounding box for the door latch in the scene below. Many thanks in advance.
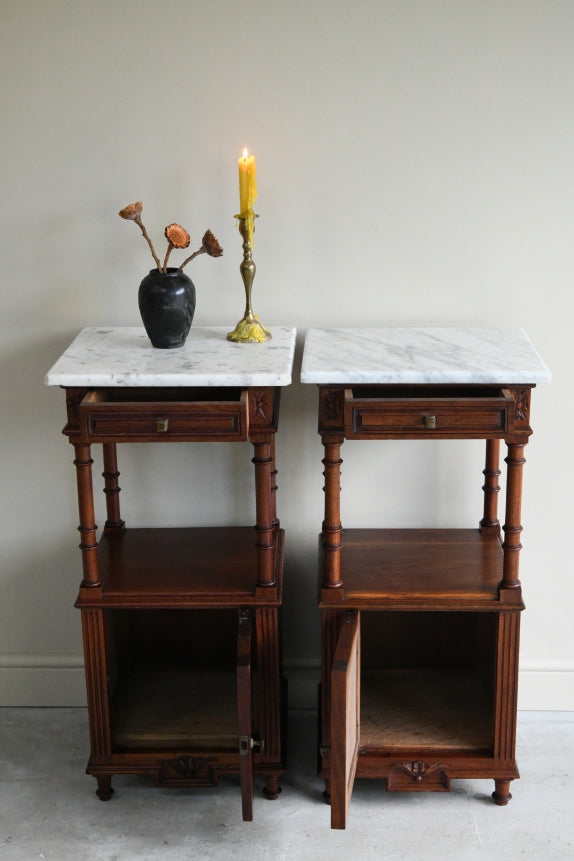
[239,736,264,756]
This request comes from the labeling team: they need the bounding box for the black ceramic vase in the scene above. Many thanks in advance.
[138,268,196,349]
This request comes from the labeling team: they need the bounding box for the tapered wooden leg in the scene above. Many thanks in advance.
[502,443,526,590]
[95,774,114,801]
[492,779,513,805]
[323,779,331,804]
[252,437,276,586]
[322,436,344,588]
[480,439,501,533]
[73,443,100,587]
[102,443,125,530]
[262,775,282,799]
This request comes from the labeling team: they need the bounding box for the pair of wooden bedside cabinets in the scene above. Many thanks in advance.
[46,326,550,829]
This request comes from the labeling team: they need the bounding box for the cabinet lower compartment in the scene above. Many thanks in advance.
[110,665,240,751]
[358,611,497,756]
[360,668,492,753]
[323,608,520,826]
[103,608,247,753]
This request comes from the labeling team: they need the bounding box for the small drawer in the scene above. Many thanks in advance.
[79,388,249,442]
[344,386,514,439]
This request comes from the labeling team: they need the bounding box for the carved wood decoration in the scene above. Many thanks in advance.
[158,755,219,786]
[387,762,450,792]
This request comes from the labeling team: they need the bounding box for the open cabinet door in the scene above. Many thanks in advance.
[331,610,360,829]
[237,609,254,821]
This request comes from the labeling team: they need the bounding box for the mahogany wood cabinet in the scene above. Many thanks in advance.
[46,326,296,821]
[300,327,550,829]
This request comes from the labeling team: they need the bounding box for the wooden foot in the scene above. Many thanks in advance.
[322,779,331,804]
[262,775,282,800]
[95,775,114,801]
[492,779,513,806]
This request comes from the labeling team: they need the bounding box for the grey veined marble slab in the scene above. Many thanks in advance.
[45,327,296,387]
[300,328,550,385]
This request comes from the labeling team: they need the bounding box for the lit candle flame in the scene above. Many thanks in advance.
[242,147,249,160]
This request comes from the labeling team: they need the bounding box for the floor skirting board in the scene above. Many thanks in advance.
[0,656,573,709]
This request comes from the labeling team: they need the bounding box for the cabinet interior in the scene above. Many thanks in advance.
[105,608,251,751]
[359,611,496,753]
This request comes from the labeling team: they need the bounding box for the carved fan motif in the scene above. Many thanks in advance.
[167,755,217,778]
[514,390,530,421]
[251,391,268,420]
[399,761,441,782]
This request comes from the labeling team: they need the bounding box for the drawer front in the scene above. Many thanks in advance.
[79,392,248,442]
[345,390,513,439]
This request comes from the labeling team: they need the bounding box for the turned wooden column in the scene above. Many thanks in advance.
[501,443,526,590]
[252,436,276,587]
[270,435,279,531]
[322,435,344,588]
[73,443,100,587]
[480,439,501,533]
[102,443,125,530]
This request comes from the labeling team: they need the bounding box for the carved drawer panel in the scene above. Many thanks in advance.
[79,388,248,442]
[344,386,515,439]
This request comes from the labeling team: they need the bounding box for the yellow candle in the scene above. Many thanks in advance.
[238,148,257,243]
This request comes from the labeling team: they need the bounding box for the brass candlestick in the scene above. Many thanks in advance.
[227,215,271,342]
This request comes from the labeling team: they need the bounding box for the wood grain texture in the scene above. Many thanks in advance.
[331,611,360,830]
[81,609,111,760]
[237,610,254,821]
[321,529,506,609]
[76,527,284,608]
[73,443,100,587]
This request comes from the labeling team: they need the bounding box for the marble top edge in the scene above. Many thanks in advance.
[300,327,551,385]
[45,326,296,387]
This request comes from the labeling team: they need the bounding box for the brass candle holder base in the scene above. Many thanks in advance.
[227,215,271,343]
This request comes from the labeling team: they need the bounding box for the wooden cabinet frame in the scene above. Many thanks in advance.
[318,384,534,828]
[61,385,286,819]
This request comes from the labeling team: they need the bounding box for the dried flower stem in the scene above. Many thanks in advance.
[162,243,174,273]
[178,248,205,270]
[135,216,161,270]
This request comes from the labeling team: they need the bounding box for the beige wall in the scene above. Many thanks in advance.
[0,0,571,707]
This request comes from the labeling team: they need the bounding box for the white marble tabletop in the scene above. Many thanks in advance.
[300,328,550,385]
[45,327,296,387]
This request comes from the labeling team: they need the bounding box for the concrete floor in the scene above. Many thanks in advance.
[0,709,572,860]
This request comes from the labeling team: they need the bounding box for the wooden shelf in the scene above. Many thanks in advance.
[111,666,239,750]
[320,529,508,609]
[360,668,493,753]
[76,527,284,608]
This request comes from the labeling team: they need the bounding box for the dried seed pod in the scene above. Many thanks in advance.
[164,223,190,249]
[202,229,223,257]
[119,201,143,220]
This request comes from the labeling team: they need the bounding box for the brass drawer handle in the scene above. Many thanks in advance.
[156,418,169,432]
[423,415,437,429]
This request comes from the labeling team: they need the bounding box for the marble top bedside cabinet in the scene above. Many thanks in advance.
[46,326,296,821]
[300,327,550,829]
